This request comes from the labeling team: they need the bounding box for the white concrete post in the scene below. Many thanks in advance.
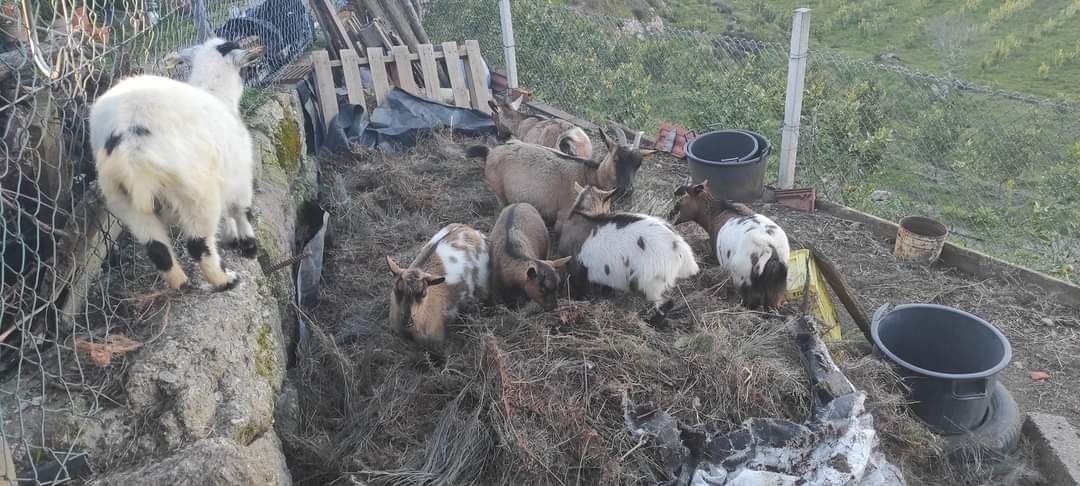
[779,8,811,189]
[498,0,519,90]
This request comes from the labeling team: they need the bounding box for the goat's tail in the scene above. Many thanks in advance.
[465,145,489,159]
[95,144,160,215]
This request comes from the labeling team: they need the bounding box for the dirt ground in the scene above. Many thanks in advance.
[280,131,1079,485]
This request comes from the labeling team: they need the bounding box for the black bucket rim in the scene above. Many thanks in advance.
[686,130,760,166]
[733,129,773,159]
[871,303,1012,380]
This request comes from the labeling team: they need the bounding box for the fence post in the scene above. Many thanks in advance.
[498,0,519,90]
[779,8,811,189]
[192,0,212,42]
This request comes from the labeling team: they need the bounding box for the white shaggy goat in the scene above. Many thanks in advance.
[386,224,490,351]
[90,38,260,290]
[669,181,790,309]
[557,183,699,321]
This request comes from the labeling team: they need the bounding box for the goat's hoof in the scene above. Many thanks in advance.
[238,237,258,259]
[164,270,189,290]
[213,270,241,291]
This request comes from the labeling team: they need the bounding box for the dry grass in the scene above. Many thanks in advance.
[282,131,1046,485]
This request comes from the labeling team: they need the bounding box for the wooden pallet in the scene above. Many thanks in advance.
[308,40,492,128]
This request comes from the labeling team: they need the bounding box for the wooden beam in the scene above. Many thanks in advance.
[416,43,441,100]
[441,41,470,108]
[401,0,431,44]
[463,40,492,114]
[376,0,420,51]
[310,50,339,127]
[339,49,367,109]
[806,243,871,342]
[310,0,354,58]
[367,47,392,105]
[816,200,1080,309]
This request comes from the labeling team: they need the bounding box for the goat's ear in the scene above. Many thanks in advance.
[426,275,446,286]
[510,95,524,111]
[488,100,499,114]
[386,256,403,276]
[674,186,688,197]
[639,149,656,160]
[599,187,618,201]
[690,183,707,196]
[573,181,586,194]
[550,256,573,268]
[526,266,538,280]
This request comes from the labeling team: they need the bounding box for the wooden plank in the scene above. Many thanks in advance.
[310,50,339,127]
[416,44,441,100]
[391,45,419,95]
[463,40,492,114]
[441,41,470,108]
[339,49,367,109]
[525,101,599,131]
[806,243,871,342]
[816,200,1080,309]
[312,0,353,57]
[366,47,392,106]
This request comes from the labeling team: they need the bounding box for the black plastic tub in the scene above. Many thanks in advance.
[871,304,1012,435]
[685,130,771,202]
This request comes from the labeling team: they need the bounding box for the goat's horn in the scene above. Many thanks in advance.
[614,126,628,145]
[631,131,643,149]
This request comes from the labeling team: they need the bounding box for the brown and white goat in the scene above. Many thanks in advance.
[488,96,593,159]
[669,181,790,310]
[386,223,489,351]
[490,203,573,310]
[466,127,654,229]
[558,183,699,321]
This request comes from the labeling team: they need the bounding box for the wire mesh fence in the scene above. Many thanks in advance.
[0,0,311,482]
[424,0,1080,285]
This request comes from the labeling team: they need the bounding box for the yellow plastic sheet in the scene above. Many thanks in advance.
[786,249,842,342]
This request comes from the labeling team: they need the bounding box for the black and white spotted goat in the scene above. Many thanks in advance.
[558,183,700,321]
[669,181,790,310]
[90,38,261,290]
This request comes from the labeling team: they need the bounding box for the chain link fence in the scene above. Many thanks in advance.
[0,0,310,482]
[425,0,1080,285]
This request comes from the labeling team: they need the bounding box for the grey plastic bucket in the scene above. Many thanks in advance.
[871,304,1012,435]
[686,130,771,203]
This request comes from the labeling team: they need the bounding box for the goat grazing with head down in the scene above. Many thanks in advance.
[90,37,261,290]
[669,180,790,310]
[558,183,699,321]
[466,127,654,231]
[490,203,572,310]
[386,223,490,351]
[488,95,593,159]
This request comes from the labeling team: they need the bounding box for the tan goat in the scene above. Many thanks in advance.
[490,203,573,310]
[386,223,489,351]
[488,96,593,159]
[466,127,655,230]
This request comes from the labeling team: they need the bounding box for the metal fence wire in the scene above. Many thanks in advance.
[425,0,1080,285]
[0,0,310,482]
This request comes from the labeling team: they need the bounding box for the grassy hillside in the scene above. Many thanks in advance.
[559,0,1080,100]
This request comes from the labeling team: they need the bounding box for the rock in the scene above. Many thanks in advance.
[274,382,301,441]
[869,190,891,202]
[93,435,291,486]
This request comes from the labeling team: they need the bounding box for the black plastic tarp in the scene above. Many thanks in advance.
[323,88,495,152]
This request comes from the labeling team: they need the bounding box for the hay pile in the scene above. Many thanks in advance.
[280,133,1028,485]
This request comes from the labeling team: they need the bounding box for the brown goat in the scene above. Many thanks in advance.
[386,223,490,351]
[487,96,593,159]
[466,127,654,230]
[490,203,572,310]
